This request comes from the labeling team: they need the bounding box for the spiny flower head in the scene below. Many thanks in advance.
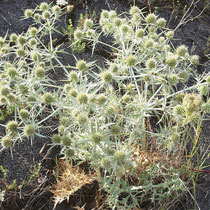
[52,134,61,144]
[136,28,144,38]
[122,94,131,103]
[101,157,111,169]
[199,85,209,96]
[1,86,10,96]
[165,55,177,68]
[77,113,87,124]
[115,150,126,163]
[42,11,50,19]
[91,132,102,144]
[69,89,78,97]
[69,71,79,82]
[110,124,121,135]
[19,109,30,120]
[145,13,157,24]
[178,71,189,82]
[1,137,12,148]
[10,33,18,42]
[7,121,18,133]
[77,93,88,104]
[125,55,136,67]
[74,29,83,40]
[17,35,26,45]
[76,60,87,71]
[24,9,33,18]
[97,94,107,105]
[7,67,18,77]
[42,93,54,105]
[84,19,93,29]
[176,45,188,57]
[130,6,140,15]
[157,18,166,28]
[101,71,112,83]
[35,67,45,78]
[29,27,38,37]
[62,135,71,146]
[190,55,199,65]
[146,58,156,69]
[40,2,48,11]
[165,31,174,39]
[24,125,35,136]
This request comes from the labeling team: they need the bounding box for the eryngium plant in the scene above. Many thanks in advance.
[0,2,209,209]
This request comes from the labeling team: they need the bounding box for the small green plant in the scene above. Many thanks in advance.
[0,2,209,209]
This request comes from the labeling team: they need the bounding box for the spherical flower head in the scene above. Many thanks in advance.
[148,26,157,34]
[63,84,71,93]
[10,33,18,42]
[145,13,157,24]
[62,135,71,146]
[40,2,48,11]
[29,27,38,37]
[110,124,121,135]
[58,125,65,133]
[165,56,177,68]
[146,58,156,69]
[77,113,87,124]
[206,75,210,85]
[77,93,88,104]
[8,94,16,103]
[52,134,61,144]
[157,18,166,28]
[131,14,141,25]
[122,94,131,103]
[91,132,102,144]
[101,157,111,169]
[42,11,50,19]
[65,149,75,158]
[113,18,122,27]
[34,14,41,22]
[1,137,12,148]
[74,29,83,40]
[183,94,203,116]
[178,71,189,82]
[42,93,54,105]
[126,84,135,94]
[1,86,10,96]
[69,89,78,97]
[115,150,126,163]
[7,67,18,78]
[125,55,136,67]
[120,24,129,33]
[159,36,165,43]
[16,49,25,57]
[145,39,153,48]
[86,29,96,38]
[199,85,209,96]
[130,6,140,15]
[24,9,33,18]
[7,121,18,133]
[88,94,96,104]
[101,71,112,83]
[101,10,109,19]
[69,71,79,82]
[96,94,107,105]
[108,63,118,73]
[108,10,117,19]
[24,125,35,136]
[19,109,30,120]
[52,5,61,14]
[29,38,37,46]
[84,19,93,29]
[136,28,144,38]
[176,45,188,57]
[17,35,26,46]
[60,117,70,127]
[201,103,210,114]
[76,60,87,71]
[168,74,179,86]
[190,55,199,65]
[35,67,45,78]
[32,52,41,62]
[40,62,45,68]
[173,105,184,116]
[165,31,174,39]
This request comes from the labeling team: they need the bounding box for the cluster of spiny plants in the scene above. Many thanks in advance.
[0,2,210,209]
